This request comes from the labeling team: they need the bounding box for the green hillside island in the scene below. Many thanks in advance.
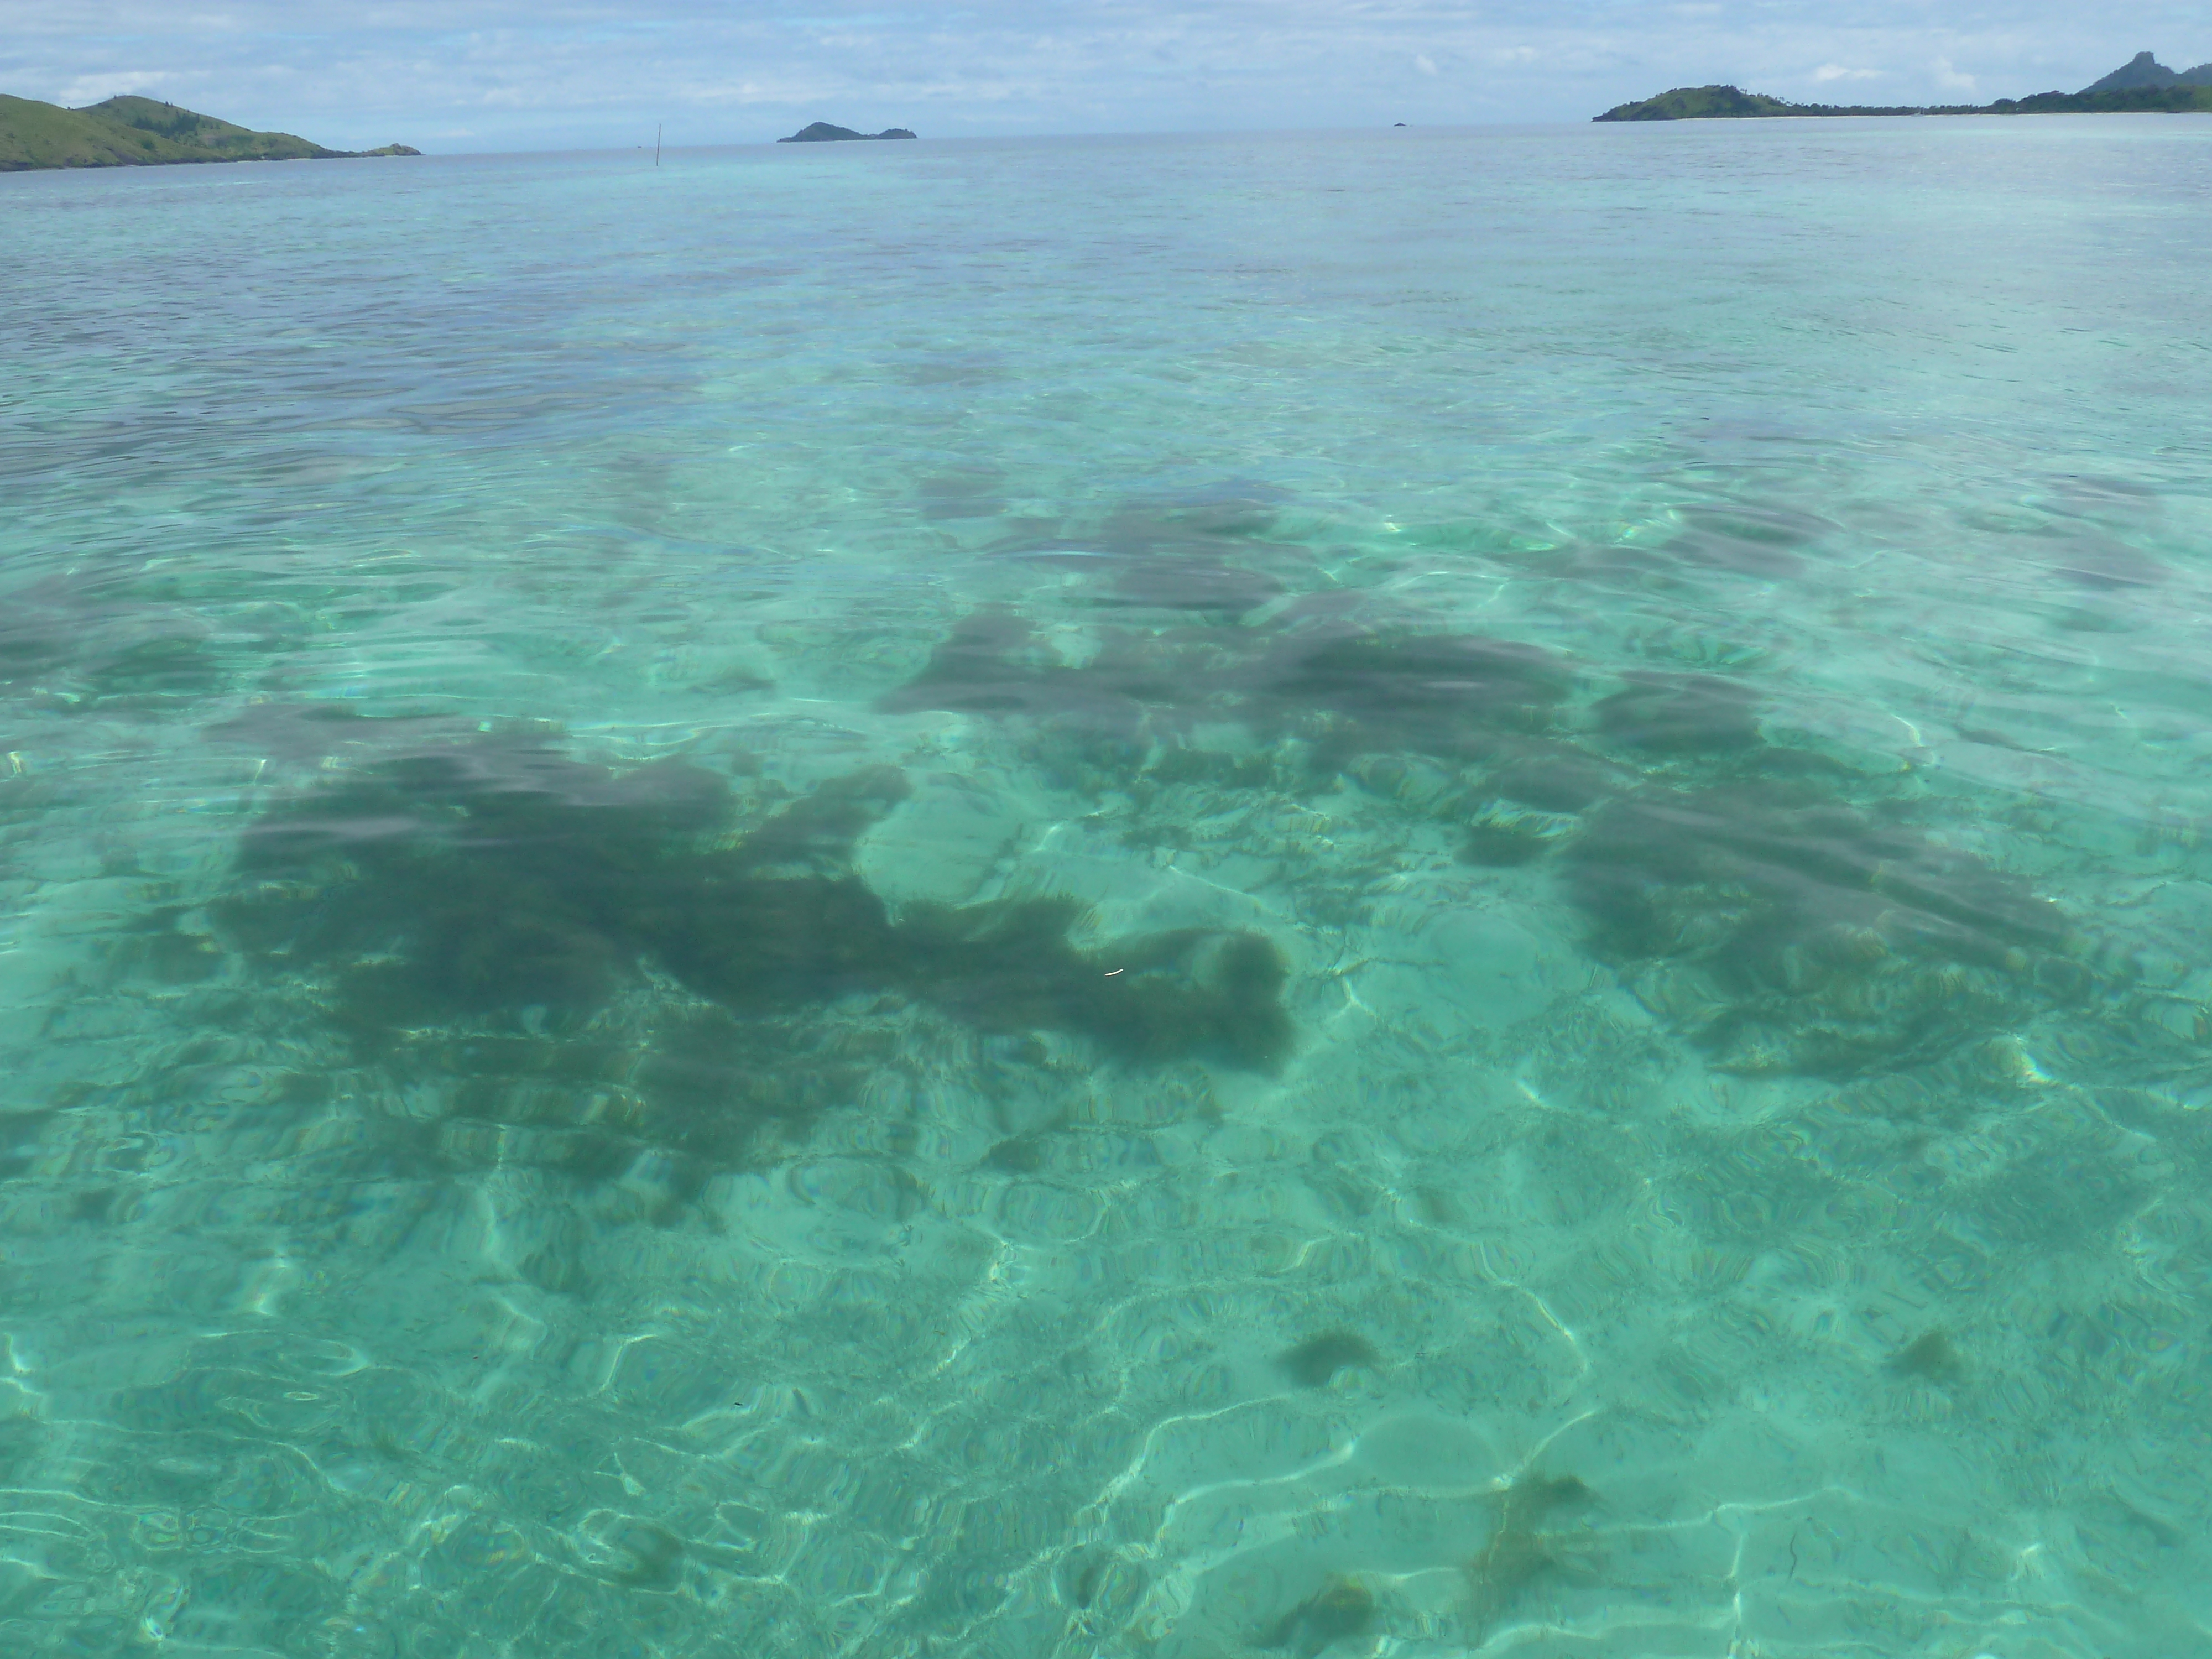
[0,93,418,170]
[1597,51,2212,121]
[777,122,918,142]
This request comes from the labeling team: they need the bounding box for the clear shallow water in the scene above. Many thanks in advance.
[2,116,2211,1656]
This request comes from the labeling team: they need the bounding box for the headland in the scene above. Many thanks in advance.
[0,93,415,170]
[1597,52,2212,121]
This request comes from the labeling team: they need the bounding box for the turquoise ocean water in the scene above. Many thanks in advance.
[3,117,2211,1656]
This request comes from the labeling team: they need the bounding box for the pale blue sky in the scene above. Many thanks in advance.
[4,1,2204,152]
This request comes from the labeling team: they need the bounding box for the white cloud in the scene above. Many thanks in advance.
[1414,52,1437,75]
[1812,63,1879,81]
[54,68,175,105]
[1932,55,1978,93]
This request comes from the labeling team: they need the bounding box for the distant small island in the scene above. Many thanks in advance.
[777,122,917,143]
[0,93,415,170]
[1597,51,2212,121]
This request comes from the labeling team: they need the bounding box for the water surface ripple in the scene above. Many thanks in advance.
[3,119,2211,1656]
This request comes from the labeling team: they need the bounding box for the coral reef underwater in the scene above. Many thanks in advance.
[879,592,2086,1080]
[190,553,2089,1192]
[214,739,1291,1175]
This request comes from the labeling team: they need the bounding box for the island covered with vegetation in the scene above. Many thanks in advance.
[0,93,416,170]
[778,122,917,142]
[1597,51,2212,121]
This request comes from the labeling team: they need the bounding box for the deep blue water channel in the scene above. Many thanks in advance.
[2,118,2211,1656]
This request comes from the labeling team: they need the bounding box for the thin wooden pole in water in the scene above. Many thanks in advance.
[655,124,662,166]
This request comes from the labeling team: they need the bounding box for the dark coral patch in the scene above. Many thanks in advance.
[1238,630,1569,763]
[880,612,1570,773]
[901,900,1292,1073]
[875,611,1181,740]
[1659,503,1823,579]
[1887,1329,1967,1385]
[1486,750,1620,813]
[1594,673,1762,755]
[1465,1473,1598,1635]
[1264,1576,1377,1657]
[1562,780,2076,1075]
[1460,817,1556,867]
[1275,1331,1380,1387]
[217,737,1292,1167]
